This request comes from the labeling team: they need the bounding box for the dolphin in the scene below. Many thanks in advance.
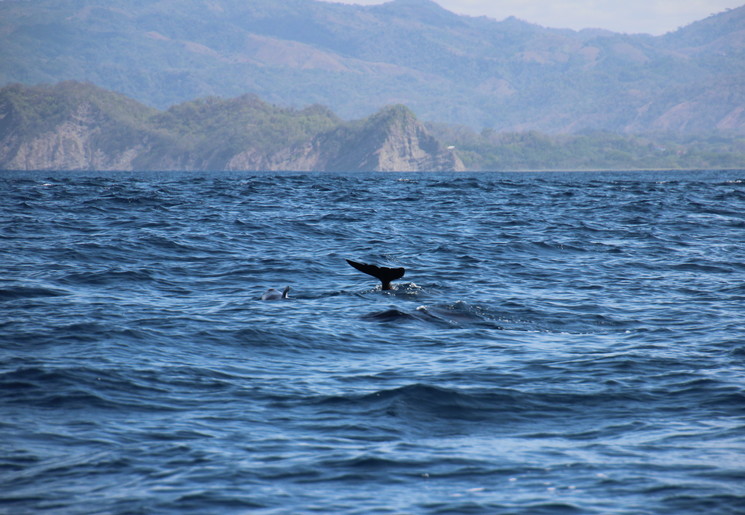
[346,259,405,290]
[261,286,291,300]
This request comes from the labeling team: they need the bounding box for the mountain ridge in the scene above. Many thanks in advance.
[1,0,743,133]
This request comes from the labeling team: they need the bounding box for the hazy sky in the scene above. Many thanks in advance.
[328,0,742,35]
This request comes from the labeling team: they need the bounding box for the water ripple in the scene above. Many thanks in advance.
[1,170,744,514]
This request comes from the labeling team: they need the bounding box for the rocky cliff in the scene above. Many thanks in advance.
[226,105,463,172]
[0,82,464,172]
[1,104,146,171]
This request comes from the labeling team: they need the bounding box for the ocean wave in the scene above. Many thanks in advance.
[0,366,180,411]
[316,383,611,425]
[0,285,70,301]
[60,268,155,286]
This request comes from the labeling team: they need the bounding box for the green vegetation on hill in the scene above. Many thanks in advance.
[429,124,745,170]
[0,81,156,134]
[0,81,164,157]
[142,95,341,169]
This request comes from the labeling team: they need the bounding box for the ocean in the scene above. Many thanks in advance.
[1,170,744,514]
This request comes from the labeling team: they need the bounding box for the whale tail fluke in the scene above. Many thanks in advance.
[346,259,405,290]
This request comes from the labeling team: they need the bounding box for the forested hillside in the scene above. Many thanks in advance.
[2,82,742,172]
[0,82,463,172]
[1,0,743,134]
[428,124,745,171]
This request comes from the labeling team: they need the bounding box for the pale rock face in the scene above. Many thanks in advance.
[2,104,144,171]
[370,109,464,172]
[225,105,464,172]
[233,105,465,172]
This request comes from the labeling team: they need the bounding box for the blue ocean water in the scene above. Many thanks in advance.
[1,170,744,514]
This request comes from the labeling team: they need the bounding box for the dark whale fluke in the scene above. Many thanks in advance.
[261,286,291,300]
[346,259,405,290]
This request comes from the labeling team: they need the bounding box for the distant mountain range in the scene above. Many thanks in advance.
[1,0,743,134]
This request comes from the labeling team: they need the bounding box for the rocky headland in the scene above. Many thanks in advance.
[0,82,464,172]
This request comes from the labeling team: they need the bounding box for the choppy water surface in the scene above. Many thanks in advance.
[1,170,744,514]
